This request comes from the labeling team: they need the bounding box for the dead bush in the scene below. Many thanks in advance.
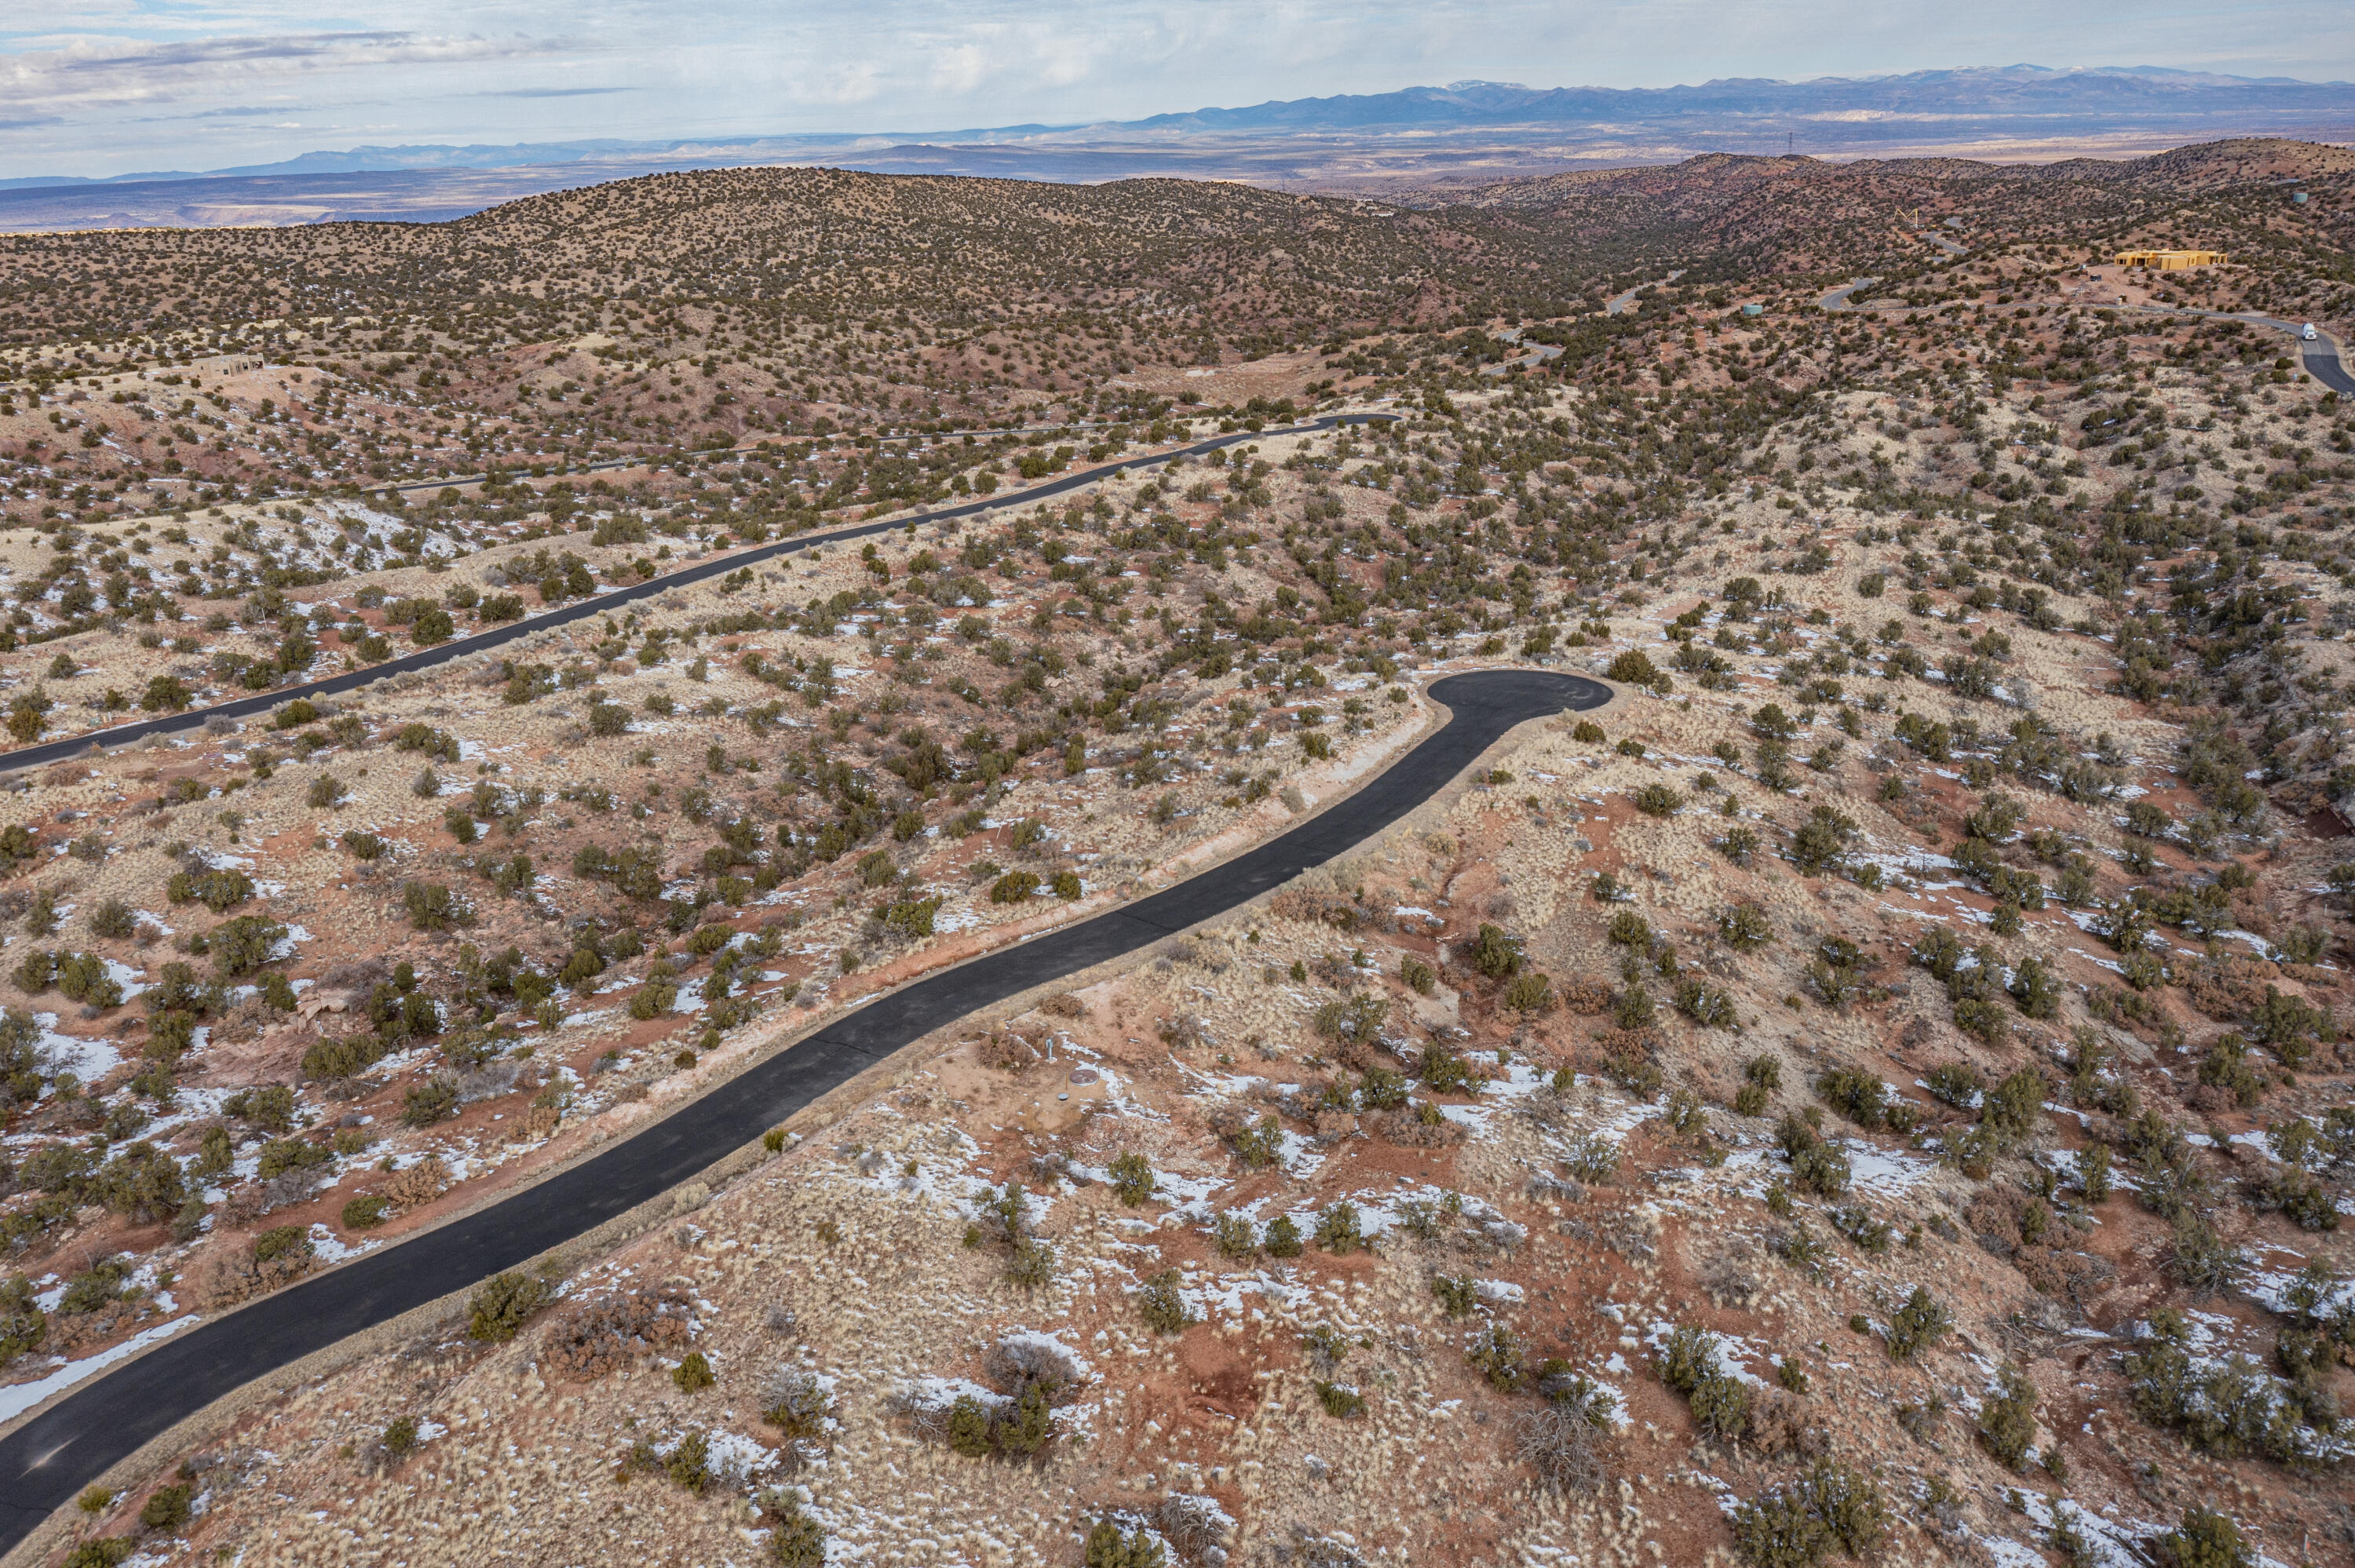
[1515,1398,1612,1493]
[1039,993,1088,1019]
[977,1030,1041,1073]
[1558,977,1615,1016]
[1746,1387,1828,1457]
[384,1156,450,1210]
[542,1287,692,1381]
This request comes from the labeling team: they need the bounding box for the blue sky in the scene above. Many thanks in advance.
[2,0,2350,178]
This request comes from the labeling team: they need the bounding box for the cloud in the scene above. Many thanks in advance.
[476,86,630,98]
[0,31,569,115]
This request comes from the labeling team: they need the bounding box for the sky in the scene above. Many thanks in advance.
[2,0,2353,179]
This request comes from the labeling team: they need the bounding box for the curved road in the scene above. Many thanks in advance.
[0,413,1397,778]
[0,666,1611,1548]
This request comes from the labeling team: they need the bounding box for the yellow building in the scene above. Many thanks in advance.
[2113,249,2227,270]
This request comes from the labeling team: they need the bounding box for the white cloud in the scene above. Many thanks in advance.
[0,30,569,116]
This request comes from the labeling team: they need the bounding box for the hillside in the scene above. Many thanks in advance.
[2,140,2353,1568]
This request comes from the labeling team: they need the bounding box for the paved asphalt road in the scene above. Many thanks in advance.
[0,665,1610,1547]
[0,413,1396,778]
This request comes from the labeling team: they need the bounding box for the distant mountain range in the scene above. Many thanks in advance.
[5,64,2351,191]
[1,63,2350,232]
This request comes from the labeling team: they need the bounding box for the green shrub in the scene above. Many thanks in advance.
[1314,1201,1365,1254]
[1503,971,1555,1012]
[673,1351,715,1391]
[1816,1068,1886,1128]
[255,1137,329,1180]
[401,1077,459,1127]
[1084,1519,1167,1568]
[1466,923,1523,979]
[466,1271,550,1342]
[303,1033,388,1080]
[1467,1322,1527,1391]
[1108,1151,1155,1205]
[989,870,1040,903]
[1732,1460,1885,1568]
[209,914,286,978]
[1977,1363,2038,1470]
[765,1491,828,1566]
[137,1481,194,1533]
[252,1224,312,1265]
[341,1194,390,1231]
[1674,976,1736,1026]
[1431,1274,1477,1318]
[1316,1380,1365,1419]
[380,1415,420,1459]
[2160,1506,2251,1568]
[402,882,474,931]
[1886,1286,1952,1360]
[1718,903,1774,950]
[1262,1214,1303,1256]
[1137,1269,1190,1334]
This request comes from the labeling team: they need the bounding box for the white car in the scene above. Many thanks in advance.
[2305,323,2320,341]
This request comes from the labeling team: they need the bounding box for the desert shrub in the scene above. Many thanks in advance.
[2167,1216,2250,1296]
[2159,1506,2251,1568]
[138,1482,193,1532]
[402,881,474,931]
[341,1194,390,1231]
[255,1136,329,1180]
[1816,1067,1886,1128]
[1977,1362,2038,1470]
[401,1076,460,1126]
[1503,971,1556,1012]
[1315,1380,1365,1418]
[762,1366,837,1438]
[1225,1114,1283,1169]
[467,1271,551,1342]
[1212,1212,1259,1259]
[63,1541,136,1568]
[1831,1205,1893,1254]
[1718,903,1773,950]
[1732,1460,1885,1568]
[989,870,1039,903]
[1674,976,1736,1026]
[1517,1377,1616,1493]
[1084,1519,1167,1568]
[1108,1151,1156,1205]
[1884,1286,1952,1361]
[545,1288,693,1381]
[673,1351,715,1392]
[764,1491,829,1567]
[1467,1322,1528,1391]
[1315,1202,1366,1254]
[209,914,286,978]
[1660,1324,1749,1439]
[54,951,124,1008]
[1560,1133,1620,1185]
[252,1224,312,1267]
[1137,1270,1190,1334]
[1262,1214,1303,1256]
[1633,782,1684,817]
[1466,922,1524,979]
